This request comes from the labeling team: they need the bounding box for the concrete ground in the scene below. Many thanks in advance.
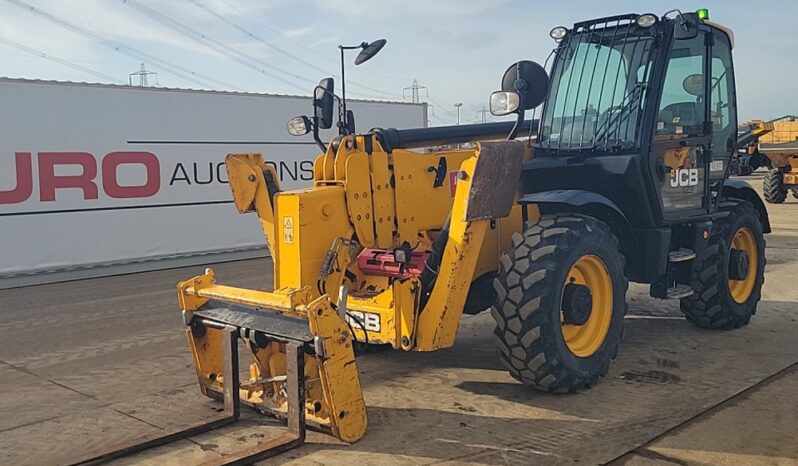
[1,172,797,466]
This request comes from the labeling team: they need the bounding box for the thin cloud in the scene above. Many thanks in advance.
[5,0,219,56]
[313,0,510,18]
[283,26,314,39]
[307,35,340,49]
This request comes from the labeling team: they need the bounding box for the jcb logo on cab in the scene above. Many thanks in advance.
[670,168,699,187]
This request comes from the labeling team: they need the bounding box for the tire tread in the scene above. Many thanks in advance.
[680,200,765,329]
[763,169,787,203]
[491,214,628,393]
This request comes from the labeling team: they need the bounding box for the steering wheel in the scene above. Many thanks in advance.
[600,105,623,118]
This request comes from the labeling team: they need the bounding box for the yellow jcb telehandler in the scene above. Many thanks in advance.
[74,9,770,464]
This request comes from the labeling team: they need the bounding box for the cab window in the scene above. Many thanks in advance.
[656,34,706,138]
[709,30,736,161]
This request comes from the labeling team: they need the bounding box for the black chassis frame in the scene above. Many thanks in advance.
[518,13,770,285]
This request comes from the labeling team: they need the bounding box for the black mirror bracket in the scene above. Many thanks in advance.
[338,39,387,137]
[311,114,327,153]
[664,9,700,40]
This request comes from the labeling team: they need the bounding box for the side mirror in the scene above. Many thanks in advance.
[682,73,703,96]
[500,60,548,110]
[354,39,386,65]
[314,78,335,129]
[492,60,548,140]
[673,12,700,40]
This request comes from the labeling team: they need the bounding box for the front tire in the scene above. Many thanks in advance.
[491,214,628,393]
[680,201,765,329]
[763,169,787,203]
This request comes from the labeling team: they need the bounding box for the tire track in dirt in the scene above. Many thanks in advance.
[0,295,172,333]
[6,329,184,370]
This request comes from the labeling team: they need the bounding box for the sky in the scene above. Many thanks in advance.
[0,0,795,125]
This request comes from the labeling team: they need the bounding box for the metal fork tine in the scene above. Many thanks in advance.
[66,327,241,466]
[200,342,306,466]
[223,325,240,418]
[286,342,306,438]
[67,326,311,466]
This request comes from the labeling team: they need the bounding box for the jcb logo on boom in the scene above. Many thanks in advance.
[670,168,699,188]
[345,310,381,333]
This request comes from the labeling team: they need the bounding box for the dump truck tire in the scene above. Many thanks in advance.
[491,214,628,393]
[680,201,765,329]
[763,169,786,203]
[749,151,771,171]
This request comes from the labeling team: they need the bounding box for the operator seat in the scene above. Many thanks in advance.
[659,102,700,133]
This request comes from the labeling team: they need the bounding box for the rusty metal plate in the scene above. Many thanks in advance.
[465,140,525,221]
[196,301,313,343]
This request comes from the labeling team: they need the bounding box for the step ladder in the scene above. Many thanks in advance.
[651,248,698,300]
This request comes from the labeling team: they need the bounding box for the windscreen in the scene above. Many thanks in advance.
[539,20,656,151]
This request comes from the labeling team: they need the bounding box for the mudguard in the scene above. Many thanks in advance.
[519,189,643,276]
[519,190,633,238]
[722,179,772,233]
[520,189,625,211]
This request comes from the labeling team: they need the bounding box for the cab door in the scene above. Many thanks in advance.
[706,29,737,202]
[649,31,711,220]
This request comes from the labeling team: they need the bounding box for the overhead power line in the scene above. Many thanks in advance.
[4,0,243,90]
[217,0,409,85]
[129,62,158,86]
[218,0,338,66]
[402,80,459,123]
[5,0,411,100]
[122,0,311,92]
[0,36,125,84]
[428,97,460,120]
[187,0,329,76]
[403,79,428,103]
[476,106,490,123]
[186,0,405,100]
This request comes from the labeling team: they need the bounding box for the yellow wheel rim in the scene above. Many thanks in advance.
[729,227,757,304]
[561,255,613,357]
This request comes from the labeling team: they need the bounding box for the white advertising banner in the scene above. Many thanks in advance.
[0,79,426,283]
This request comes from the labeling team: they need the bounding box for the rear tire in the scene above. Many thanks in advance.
[763,169,787,203]
[680,201,765,329]
[491,214,628,393]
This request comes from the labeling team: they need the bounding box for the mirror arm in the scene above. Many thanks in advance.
[311,110,327,152]
[508,110,525,140]
[339,46,348,136]
[334,93,347,136]
[507,84,527,140]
